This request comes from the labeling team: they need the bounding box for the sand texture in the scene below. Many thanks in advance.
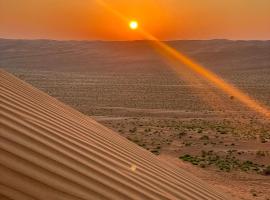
[0,69,230,200]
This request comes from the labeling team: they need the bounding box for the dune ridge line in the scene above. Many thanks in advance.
[0,69,230,200]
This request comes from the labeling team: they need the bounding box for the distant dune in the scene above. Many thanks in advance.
[0,69,230,199]
[1,39,270,115]
[1,39,270,73]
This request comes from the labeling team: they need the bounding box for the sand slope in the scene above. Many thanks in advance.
[0,69,230,200]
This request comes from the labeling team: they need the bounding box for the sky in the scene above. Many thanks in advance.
[0,0,270,40]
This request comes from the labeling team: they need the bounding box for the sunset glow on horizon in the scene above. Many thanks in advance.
[96,0,270,118]
[1,0,270,40]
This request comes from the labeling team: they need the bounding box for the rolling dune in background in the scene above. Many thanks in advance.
[0,69,231,199]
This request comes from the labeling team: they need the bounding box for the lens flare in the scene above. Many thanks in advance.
[95,0,270,119]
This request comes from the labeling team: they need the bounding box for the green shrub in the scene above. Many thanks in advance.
[180,154,192,161]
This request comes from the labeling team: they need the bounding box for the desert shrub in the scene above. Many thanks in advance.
[133,138,140,143]
[200,135,209,140]
[201,150,207,157]
[263,166,270,176]
[180,150,266,173]
[260,137,267,143]
[129,127,137,133]
[185,142,192,146]
[256,151,266,157]
[151,149,160,155]
[199,163,206,168]
[180,154,192,161]
[217,127,227,134]
[144,128,151,132]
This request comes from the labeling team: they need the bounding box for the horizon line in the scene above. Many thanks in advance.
[1,37,270,43]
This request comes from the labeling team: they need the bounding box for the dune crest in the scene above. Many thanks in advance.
[0,70,229,200]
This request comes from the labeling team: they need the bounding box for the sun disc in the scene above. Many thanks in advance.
[129,21,138,30]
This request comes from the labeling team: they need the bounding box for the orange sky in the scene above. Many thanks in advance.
[0,0,270,40]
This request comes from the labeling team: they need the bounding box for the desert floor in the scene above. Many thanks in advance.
[1,39,270,200]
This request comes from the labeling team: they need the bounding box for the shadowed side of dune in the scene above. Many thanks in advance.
[0,69,230,200]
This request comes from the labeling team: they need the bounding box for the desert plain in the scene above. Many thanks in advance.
[1,38,270,200]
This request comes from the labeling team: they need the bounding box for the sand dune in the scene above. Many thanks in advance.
[0,69,230,200]
[1,39,269,73]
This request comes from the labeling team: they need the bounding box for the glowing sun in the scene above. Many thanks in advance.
[129,20,138,30]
